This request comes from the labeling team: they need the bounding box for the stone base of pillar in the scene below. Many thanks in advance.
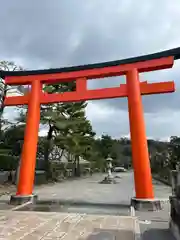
[131,197,168,211]
[10,194,38,205]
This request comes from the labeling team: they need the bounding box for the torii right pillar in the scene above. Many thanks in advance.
[127,68,158,210]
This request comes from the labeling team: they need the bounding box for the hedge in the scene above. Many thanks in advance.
[0,154,19,171]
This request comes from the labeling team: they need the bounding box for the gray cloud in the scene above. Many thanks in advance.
[1,0,180,138]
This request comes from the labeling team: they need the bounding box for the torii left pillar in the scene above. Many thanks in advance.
[10,80,41,204]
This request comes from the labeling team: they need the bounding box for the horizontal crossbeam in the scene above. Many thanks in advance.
[4,81,175,106]
[1,46,180,79]
[5,57,174,85]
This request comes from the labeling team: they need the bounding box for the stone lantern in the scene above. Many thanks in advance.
[106,156,113,180]
[100,155,116,184]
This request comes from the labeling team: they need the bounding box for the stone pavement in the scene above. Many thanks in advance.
[33,172,171,205]
[137,203,175,239]
[0,172,171,205]
[35,172,134,205]
[0,210,139,239]
[0,171,175,239]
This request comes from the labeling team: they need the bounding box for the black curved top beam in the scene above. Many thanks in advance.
[1,47,180,78]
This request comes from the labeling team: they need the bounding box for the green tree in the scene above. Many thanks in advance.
[1,124,25,156]
[40,82,96,179]
[0,124,25,178]
[168,136,180,170]
[0,61,25,138]
[98,135,113,159]
[54,102,95,177]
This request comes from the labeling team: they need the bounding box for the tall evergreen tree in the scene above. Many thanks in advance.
[40,81,95,178]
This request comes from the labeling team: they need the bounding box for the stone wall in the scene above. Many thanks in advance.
[170,170,180,239]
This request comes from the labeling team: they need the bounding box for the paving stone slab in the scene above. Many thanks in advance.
[0,211,139,239]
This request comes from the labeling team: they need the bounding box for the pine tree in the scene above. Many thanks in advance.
[41,81,95,178]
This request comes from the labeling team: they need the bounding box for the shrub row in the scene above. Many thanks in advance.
[0,154,19,171]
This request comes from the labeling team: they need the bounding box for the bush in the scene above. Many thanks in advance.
[0,154,19,171]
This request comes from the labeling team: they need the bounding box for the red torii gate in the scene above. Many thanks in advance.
[1,47,179,205]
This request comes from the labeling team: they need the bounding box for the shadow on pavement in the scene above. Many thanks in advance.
[78,228,135,240]
[142,228,175,240]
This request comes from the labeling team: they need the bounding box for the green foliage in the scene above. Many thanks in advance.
[0,154,18,170]
[0,61,24,131]
[99,135,113,159]
[92,136,132,169]
[168,136,180,169]
[39,82,96,178]
[149,136,180,182]
[0,124,24,171]
[1,124,25,156]
[0,61,23,71]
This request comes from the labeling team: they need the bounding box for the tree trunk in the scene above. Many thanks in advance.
[15,159,21,185]
[44,124,53,180]
[74,156,81,177]
[77,156,81,177]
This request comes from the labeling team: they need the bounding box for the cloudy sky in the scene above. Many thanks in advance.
[1,0,180,140]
